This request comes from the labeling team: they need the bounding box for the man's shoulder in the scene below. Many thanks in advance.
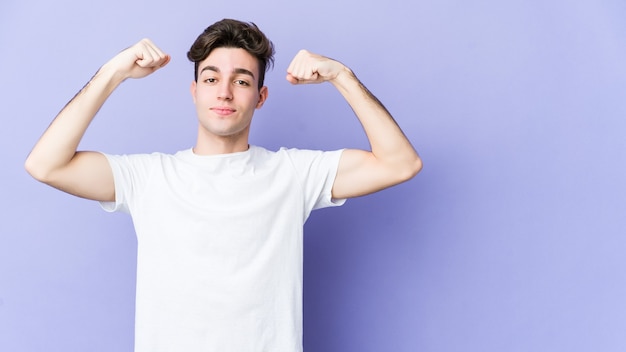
[103,149,190,168]
[251,145,326,161]
[251,146,344,172]
[259,145,326,155]
[273,146,344,159]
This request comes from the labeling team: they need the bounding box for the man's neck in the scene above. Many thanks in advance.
[193,132,250,156]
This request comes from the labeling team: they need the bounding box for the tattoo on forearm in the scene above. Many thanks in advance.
[57,68,101,116]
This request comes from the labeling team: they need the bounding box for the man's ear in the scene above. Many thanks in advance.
[190,80,197,104]
[256,86,268,109]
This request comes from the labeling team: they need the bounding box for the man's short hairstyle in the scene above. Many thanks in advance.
[187,18,275,90]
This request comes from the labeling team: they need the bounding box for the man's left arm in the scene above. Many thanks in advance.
[287,50,422,199]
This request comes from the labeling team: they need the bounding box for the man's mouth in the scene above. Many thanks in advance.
[211,107,236,116]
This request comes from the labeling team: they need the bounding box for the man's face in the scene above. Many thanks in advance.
[190,47,268,143]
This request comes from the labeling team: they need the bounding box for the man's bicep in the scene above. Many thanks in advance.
[332,149,394,199]
[48,151,115,202]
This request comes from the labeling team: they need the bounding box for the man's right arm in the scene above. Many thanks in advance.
[25,39,170,201]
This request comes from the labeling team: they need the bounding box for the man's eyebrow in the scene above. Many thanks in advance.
[200,65,220,74]
[233,68,255,79]
[199,65,256,79]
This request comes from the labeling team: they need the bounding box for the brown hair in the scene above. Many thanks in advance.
[187,18,275,89]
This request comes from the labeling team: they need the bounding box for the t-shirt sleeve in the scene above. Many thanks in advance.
[282,148,347,212]
[99,153,155,214]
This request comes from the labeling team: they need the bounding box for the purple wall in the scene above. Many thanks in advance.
[2,1,626,351]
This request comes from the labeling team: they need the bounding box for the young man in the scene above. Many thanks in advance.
[25,18,421,351]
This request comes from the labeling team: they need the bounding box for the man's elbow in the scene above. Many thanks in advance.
[400,155,423,182]
[25,158,43,182]
[24,156,54,184]
[390,155,422,185]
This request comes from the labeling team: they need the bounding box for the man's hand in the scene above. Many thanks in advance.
[286,50,346,84]
[104,38,171,80]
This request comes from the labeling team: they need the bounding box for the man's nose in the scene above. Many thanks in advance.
[217,81,233,100]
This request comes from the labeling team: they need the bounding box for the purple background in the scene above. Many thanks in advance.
[2,0,626,351]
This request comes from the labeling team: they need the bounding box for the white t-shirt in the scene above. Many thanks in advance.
[100,145,345,352]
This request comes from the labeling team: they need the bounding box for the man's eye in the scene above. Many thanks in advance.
[204,78,216,83]
[235,80,249,86]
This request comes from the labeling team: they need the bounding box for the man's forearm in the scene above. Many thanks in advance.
[25,64,124,181]
[330,68,421,173]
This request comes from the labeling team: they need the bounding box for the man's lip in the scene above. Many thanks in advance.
[211,107,236,115]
